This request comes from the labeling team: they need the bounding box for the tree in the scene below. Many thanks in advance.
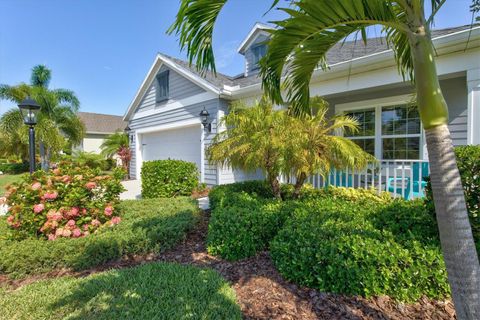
[100,132,131,177]
[207,99,285,198]
[169,1,480,317]
[0,65,85,170]
[285,97,373,198]
[207,98,371,199]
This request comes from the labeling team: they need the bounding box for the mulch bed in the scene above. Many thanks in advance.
[0,211,455,319]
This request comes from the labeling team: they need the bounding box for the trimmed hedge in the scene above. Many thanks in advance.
[0,197,199,277]
[270,198,449,301]
[141,159,199,198]
[208,182,450,301]
[0,162,29,174]
[425,145,480,246]
[207,191,291,260]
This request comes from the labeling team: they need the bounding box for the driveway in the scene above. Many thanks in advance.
[120,179,142,200]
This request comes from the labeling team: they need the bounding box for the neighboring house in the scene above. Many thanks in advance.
[124,23,480,189]
[76,112,127,154]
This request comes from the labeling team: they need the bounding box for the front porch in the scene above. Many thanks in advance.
[290,159,430,200]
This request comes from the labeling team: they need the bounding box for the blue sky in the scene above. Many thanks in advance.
[0,0,476,117]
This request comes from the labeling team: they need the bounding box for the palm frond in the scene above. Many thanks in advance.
[261,0,411,115]
[167,0,229,74]
[31,65,51,88]
[52,89,80,111]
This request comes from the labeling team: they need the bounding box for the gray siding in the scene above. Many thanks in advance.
[217,99,264,184]
[244,34,270,77]
[129,98,220,186]
[136,65,206,114]
[326,76,468,146]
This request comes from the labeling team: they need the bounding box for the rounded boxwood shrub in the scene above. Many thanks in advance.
[141,159,199,198]
[0,162,29,174]
[270,198,450,301]
[209,180,273,210]
[207,191,291,260]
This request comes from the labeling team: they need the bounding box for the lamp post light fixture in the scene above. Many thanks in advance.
[18,97,40,174]
[199,107,211,132]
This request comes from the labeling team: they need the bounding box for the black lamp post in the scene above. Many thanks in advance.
[199,107,211,132]
[18,97,40,174]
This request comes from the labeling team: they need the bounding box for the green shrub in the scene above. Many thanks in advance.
[0,262,241,319]
[209,180,273,210]
[207,192,290,260]
[270,197,450,301]
[0,162,29,174]
[0,197,199,277]
[425,145,480,243]
[141,159,199,198]
[4,163,125,240]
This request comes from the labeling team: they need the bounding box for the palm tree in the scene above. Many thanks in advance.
[207,99,285,198]
[100,132,131,176]
[285,97,373,198]
[169,1,480,317]
[0,65,84,170]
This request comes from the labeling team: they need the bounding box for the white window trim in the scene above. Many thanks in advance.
[335,94,425,160]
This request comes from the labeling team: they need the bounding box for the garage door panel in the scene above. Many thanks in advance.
[141,125,201,171]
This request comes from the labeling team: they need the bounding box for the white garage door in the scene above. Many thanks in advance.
[141,124,202,172]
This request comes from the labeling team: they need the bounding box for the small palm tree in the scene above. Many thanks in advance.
[170,1,480,316]
[100,132,131,177]
[208,99,285,198]
[285,97,373,198]
[0,65,85,170]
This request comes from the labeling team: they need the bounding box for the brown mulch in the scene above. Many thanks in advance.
[0,211,456,320]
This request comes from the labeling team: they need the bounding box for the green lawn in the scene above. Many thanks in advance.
[0,262,241,320]
[0,174,22,194]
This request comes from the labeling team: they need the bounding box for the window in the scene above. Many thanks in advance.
[344,108,376,156]
[341,102,422,160]
[251,44,267,70]
[156,70,169,102]
[381,105,421,159]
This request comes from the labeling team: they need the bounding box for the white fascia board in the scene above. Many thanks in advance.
[237,23,274,54]
[226,26,480,99]
[123,54,221,121]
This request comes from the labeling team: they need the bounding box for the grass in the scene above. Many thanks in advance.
[0,174,23,194]
[0,262,241,320]
[0,197,199,277]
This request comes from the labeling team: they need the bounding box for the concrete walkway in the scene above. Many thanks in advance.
[120,179,210,210]
[120,180,142,200]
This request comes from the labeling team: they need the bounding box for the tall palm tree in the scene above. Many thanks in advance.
[0,65,84,170]
[169,1,480,317]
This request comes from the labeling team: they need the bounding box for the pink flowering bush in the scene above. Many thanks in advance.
[4,162,125,240]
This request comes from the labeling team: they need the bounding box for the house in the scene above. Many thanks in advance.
[123,23,480,192]
[76,112,127,154]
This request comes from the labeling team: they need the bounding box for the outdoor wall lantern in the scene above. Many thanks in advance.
[18,97,40,174]
[199,107,211,132]
[124,126,133,143]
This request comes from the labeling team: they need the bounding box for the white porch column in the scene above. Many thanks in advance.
[467,68,480,145]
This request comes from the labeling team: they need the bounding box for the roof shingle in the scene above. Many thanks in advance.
[78,112,127,134]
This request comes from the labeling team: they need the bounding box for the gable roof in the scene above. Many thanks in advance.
[237,22,274,55]
[78,112,127,134]
[162,24,479,91]
[124,24,479,121]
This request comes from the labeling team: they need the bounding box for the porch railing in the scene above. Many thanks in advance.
[283,160,430,200]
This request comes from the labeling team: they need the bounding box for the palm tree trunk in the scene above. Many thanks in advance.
[411,29,480,319]
[292,172,307,199]
[426,125,480,319]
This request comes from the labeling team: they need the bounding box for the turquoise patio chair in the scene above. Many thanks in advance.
[386,162,429,199]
